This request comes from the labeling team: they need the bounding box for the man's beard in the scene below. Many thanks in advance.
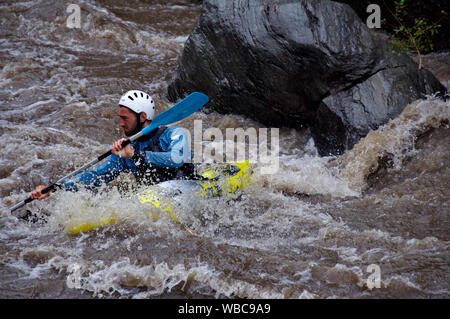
[126,113,143,136]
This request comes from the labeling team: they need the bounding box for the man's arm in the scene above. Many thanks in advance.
[31,153,129,198]
[132,127,191,169]
[63,154,128,191]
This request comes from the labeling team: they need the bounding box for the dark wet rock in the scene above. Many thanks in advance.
[167,0,447,156]
[314,63,445,154]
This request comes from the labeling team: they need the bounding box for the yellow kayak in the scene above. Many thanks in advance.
[65,161,252,234]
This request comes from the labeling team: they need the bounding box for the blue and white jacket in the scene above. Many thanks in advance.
[63,126,191,190]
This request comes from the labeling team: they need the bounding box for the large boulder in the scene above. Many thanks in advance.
[167,0,446,156]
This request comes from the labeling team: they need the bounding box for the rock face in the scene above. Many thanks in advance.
[167,0,446,156]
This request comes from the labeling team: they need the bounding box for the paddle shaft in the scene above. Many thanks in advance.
[8,135,140,212]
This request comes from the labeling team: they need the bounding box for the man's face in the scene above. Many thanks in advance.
[118,107,137,137]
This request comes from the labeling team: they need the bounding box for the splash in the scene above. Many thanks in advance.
[334,96,449,192]
[52,257,285,299]
[251,154,360,198]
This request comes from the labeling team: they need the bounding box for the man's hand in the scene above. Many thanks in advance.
[112,138,134,158]
[30,185,52,200]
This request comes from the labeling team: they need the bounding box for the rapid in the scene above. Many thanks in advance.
[0,0,449,299]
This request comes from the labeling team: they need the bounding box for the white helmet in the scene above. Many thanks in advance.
[119,90,155,120]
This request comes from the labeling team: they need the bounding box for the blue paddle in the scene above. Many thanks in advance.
[9,92,209,212]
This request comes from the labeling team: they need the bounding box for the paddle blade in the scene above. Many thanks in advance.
[141,92,208,135]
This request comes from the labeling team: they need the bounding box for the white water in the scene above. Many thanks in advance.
[1,0,449,299]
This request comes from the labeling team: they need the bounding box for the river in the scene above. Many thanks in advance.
[0,0,449,299]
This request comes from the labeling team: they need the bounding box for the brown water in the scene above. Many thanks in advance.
[0,0,449,299]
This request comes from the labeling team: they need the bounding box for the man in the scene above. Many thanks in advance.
[31,90,193,200]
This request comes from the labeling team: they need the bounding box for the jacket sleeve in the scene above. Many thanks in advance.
[132,127,191,169]
[62,154,128,191]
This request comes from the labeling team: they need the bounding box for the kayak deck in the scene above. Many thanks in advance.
[65,161,252,234]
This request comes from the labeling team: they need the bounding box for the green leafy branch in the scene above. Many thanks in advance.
[382,0,447,69]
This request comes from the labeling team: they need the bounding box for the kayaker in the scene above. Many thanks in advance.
[31,90,193,200]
